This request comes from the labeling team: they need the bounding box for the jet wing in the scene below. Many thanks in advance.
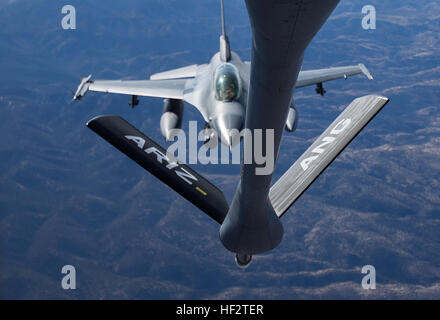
[241,63,373,89]
[269,95,389,218]
[88,79,192,99]
[295,64,373,88]
[73,75,194,100]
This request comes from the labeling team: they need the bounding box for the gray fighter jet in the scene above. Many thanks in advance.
[77,0,389,267]
[74,1,372,147]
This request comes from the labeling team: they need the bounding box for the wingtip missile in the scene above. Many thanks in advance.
[73,74,92,101]
[358,63,374,80]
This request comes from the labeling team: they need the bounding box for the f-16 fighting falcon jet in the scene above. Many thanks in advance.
[75,0,389,267]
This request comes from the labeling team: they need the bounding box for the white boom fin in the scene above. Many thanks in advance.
[269,95,389,217]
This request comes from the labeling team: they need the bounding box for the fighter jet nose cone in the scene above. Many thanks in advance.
[213,114,242,147]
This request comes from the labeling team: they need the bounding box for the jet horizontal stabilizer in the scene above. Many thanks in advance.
[86,115,229,224]
[269,95,389,218]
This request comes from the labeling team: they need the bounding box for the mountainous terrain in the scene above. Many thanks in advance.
[0,0,439,299]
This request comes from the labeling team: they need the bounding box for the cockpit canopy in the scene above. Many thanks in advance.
[214,63,241,102]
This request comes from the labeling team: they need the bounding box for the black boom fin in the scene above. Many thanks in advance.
[86,115,228,224]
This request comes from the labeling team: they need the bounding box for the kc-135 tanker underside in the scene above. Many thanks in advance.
[74,0,389,267]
